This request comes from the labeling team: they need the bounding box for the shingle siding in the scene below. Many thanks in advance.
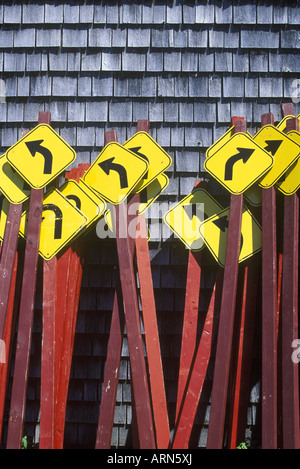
[0,0,299,450]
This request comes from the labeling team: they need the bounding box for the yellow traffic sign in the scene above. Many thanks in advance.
[277,115,300,132]
[0,197,9,241]
[199,206,262,267]
[59,179,106,232]
[83,142,149,205]
[244,184,262,207]
[204,132,274,194]
[123,132,172,192]
[276,130,300,195]
[206,127,252,160]
[19,188,88,260]
[164,188,223,251]
[0,154,31,204]
[6,124,76,189]
[253,125,300,187]
[139,173,169,215]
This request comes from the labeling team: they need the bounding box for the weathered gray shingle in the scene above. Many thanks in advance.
[14,28,36,48]
[36,28,61,47]
[63,27,88,48]
[44,3,63,23]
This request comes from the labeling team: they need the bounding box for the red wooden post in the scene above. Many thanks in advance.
[260,112,278,449]
[175,181,206,421]
[54,165,89,449]
[281,108,300,449]
[172,268,223,449]
[206,119,246,449]
[6,112,50,449]
[134,119,170,449]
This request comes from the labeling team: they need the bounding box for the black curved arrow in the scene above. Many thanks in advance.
[25,139,53,175]
[66,194,81,211]
[129,146,149,179]
[224,148,255,181]
[264,140,283,156]
[98,157,128,189]
[42,204,63,239]
[213,214,243,253]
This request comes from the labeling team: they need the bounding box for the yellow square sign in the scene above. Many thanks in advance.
[204,133,274,194]
[253,125,300,187]
[123,132,172,193]
[6,124,76,189]
[59,179,106,232]
[0,154,31,204]
[164,188,223,251]
[19,188,88,260]
[199,206,262,267]
[83,142,149,205]
[276,130,300,195]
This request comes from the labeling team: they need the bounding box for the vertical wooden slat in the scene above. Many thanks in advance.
[281,110,300,449]
[260,112,278,449]
[206,119,246,449]
[172,268,223,449]
[134,119,169,449]
[6,111,50,449]
[175,181,206,423]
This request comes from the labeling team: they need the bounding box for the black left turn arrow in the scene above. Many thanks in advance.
[66,194,81,211]
[213,214,244,253]
[25,139,53,175]
[98,157,128,189]
[42,204,63,239]
[224,148,255,181]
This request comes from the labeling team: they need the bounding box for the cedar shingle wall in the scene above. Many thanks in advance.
[0,0,299,449]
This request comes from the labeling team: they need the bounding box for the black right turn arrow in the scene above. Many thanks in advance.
[224,148,255,181]
[98,157,128,189]
[264,140,283,156]
[25,139,53,175]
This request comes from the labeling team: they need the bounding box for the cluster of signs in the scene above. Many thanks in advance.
[0,124,171,260]
[165,114,300,267]
[1,114,299,265]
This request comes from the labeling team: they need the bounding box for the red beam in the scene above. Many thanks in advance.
[6,111,50,449]
[175,181,206,422]
[172,268,223,449]
[281,107,300,448]
[206,119,246,449]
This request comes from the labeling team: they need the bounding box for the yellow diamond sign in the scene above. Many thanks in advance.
[204,133,274,194]
[253,125,300,188]
[19,188,88,260]
[83,142,149,205]
[199,206,262,267]
[6,124,76,189]
[276,130,300,195]
[164,188,223,251]
[123,132,172,193]
[0,154,31,204]
[59,179,106,232]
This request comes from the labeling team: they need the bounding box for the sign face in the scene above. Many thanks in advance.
[139,173,169,215]
[83,142,149,205]
[6,124,76,189]
[253,125,300,188]
[204,133,274,194]
[199,206,262,267]
[59,179,106,232]
[19,188,88,260]
[0,154,31,204]
[244,184,262,207]
[123,132,172,193]
[276,130,300,195]
[164,188,223,251]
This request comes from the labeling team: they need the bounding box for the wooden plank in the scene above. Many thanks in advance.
[175,181,205,422]
[6,111,50,449]
[260,112,278,449]
[206,119,246,449]
[281,109,300,449]
[95,130,141,449]
[134,119,169,449]
[172,268,223,449]
[54,165,89,449]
